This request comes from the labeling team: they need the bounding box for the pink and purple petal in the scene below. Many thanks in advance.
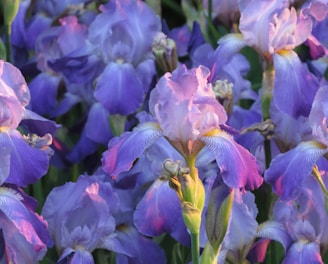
[264,141,328,200]
[3,130,50,187]
[134,179,190,246]
[202,130,263,190]
[102,122,162,178]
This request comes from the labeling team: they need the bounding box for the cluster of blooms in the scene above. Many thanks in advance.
[0,0,328,263]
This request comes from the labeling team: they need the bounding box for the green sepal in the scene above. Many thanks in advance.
[1,0,19,26]
[0,38,6,60]
[206,183,234,253]
[200,242,220,264]
[182,202,202,235]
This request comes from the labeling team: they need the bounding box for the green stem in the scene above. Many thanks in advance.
[191,232,200,264]
[4,24,12,62]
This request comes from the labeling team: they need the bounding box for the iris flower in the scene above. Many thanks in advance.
[102,64,262,191]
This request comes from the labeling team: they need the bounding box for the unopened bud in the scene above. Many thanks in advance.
[213,79,234,115]
[152,32,178,73]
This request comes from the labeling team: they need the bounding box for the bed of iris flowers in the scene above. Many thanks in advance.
[1,0,328,263]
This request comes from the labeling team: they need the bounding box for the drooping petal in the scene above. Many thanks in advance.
[102,122,163,178]
[282,241,323,264]
[256,221,293,252]
[273,50,319,118]
[0,134,11,185]
[28,72,61,116]
[222,191,258,251]
[134,179,190,246]
[103,225,166,264]
[94,62,145,115]
[2,130,50,186]
[21,109,59,137]
[247,238,271,263]
[67,129,99,163]
[0,60,30,107]
[57,249,94,264]
[309,85,328,146]
[42,175,119,252]
[264,141,328,200]
[0,187,53,263]
[84,103,112,145]
[215,33,248,66]
[201,129,263,190]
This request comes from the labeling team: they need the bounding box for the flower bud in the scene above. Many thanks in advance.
[206,178,234,253]
[213,79,234,115]
[152,32,178,73]
[1,0,19,26]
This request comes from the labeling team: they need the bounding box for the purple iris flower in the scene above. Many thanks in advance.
[254,171,328,263]
[42,173,166,263]
[214,0,328,117]
[0,184,53,263]
[265,85,328,200]
[29,15,103,117]
[42,174,119,262]
[191,43,258,104]
[88,0,161,115]
[218,188,259,263]
[102,64,263,191]
[0,60,56,186]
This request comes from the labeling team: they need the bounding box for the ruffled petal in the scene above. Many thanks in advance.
[102,122,163,178]
[0,187,52,262]
[201,130,263,190]
[222,191,258,250]
[0,60,30,107]
[264,141,328,200]
[216,33,248,65]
